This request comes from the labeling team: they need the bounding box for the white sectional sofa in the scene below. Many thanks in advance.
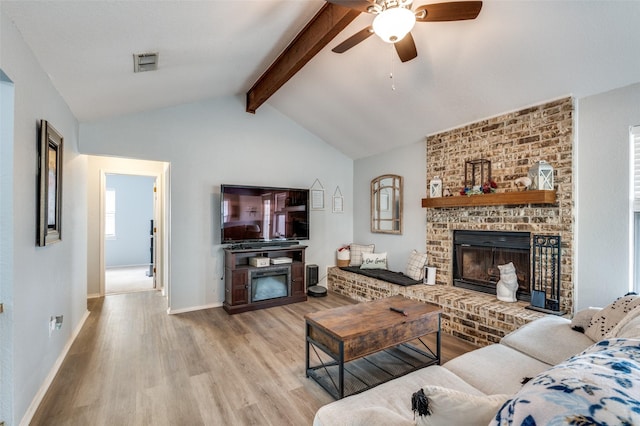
[313,295,640,425]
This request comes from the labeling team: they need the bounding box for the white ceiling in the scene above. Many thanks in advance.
[2,1,640,159]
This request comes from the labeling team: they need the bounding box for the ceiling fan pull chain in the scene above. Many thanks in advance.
[389,44,396,91]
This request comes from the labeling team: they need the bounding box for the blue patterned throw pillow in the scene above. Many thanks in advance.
[490,338,640,426]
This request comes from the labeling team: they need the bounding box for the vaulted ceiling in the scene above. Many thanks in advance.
[2,1,639,159]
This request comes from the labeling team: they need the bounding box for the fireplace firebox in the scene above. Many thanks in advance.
[453,230,531,301]
[249,265,291,303]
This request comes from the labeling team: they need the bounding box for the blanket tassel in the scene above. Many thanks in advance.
[411,389,431,418]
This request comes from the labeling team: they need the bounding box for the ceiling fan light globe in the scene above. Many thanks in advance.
[372,7,416,43]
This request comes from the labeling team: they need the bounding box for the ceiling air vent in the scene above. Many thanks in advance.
[133,52,159,73]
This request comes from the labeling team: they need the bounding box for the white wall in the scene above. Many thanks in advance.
[576,82,640,309]
[1,11,88,425]
[105,174,155,268]
[80,96,353,312]
[0,69,16,426]
[353,141,427,272]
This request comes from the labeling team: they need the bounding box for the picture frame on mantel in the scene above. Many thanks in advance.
[37,120,63,246]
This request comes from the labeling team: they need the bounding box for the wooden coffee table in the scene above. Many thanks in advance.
[305,295,441,399]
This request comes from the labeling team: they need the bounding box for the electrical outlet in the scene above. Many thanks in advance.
[49,315,63,335]
[55,315,63,330]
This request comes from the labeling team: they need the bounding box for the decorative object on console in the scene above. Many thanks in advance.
[514,176,532,191]
[527,234,564,315]
[270,256,293,265]
[496,262,518,302]
[349,243,375,267]
[528,160,554,190]
[360,252,388,270]
[249,257,270,267]
[430,176,442,198]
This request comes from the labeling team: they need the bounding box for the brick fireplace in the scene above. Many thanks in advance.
[425,97,574,314]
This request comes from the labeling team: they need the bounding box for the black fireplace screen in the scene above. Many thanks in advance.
[453,230,531,301]
[527,234,563,314]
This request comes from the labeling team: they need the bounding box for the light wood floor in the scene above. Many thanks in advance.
[31,291,478,425]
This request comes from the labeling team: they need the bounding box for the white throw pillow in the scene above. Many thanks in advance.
[586,294,640,341]
[406,249,428,280]
[414,386,510,426]
[360,252,388,270]
[611,305,640,339]
[571,307,602,332]
[349,243,375,267]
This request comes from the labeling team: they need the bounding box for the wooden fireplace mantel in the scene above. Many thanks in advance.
[422,190,556,208]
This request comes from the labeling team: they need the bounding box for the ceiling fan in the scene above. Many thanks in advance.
[328,0,482,62]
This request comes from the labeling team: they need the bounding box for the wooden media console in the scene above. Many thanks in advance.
[223,245,307,314]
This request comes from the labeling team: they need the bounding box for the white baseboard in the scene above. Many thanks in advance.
[87,292,101,299]
[19,309,91,426]
[167,301,222,315]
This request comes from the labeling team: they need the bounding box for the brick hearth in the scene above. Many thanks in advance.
[328,267,545,347]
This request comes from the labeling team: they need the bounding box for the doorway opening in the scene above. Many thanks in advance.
[92,158,169,300]
[104,173,156,294]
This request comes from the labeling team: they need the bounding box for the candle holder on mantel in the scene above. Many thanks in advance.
[464,159,491,188]
[526,234,564,315]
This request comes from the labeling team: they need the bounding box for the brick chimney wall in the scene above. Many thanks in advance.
[425,97,574,314]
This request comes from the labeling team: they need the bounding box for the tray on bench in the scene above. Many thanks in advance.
[339,266,421,286]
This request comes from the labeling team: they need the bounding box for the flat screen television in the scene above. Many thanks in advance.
[220,184,309,244]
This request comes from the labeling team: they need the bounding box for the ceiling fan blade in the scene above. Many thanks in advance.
[415,1,482,22]
[325,0,373,13]
[332,26,375,53]
[394,32,418,62]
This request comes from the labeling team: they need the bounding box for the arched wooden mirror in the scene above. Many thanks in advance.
[371,174,403,234]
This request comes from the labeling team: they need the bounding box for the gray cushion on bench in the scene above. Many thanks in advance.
[340,266,421,286]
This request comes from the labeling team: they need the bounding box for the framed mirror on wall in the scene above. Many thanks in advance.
[371,174,403,234]
[37,120,63,246]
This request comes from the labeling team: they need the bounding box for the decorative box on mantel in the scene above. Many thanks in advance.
[421,190,556,208]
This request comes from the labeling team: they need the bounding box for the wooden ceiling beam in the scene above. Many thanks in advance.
[246,3,360,113]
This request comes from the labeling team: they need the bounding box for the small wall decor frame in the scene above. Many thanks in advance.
[37,120,63,246]
[310,178,325,210]
[332,186,344,213]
